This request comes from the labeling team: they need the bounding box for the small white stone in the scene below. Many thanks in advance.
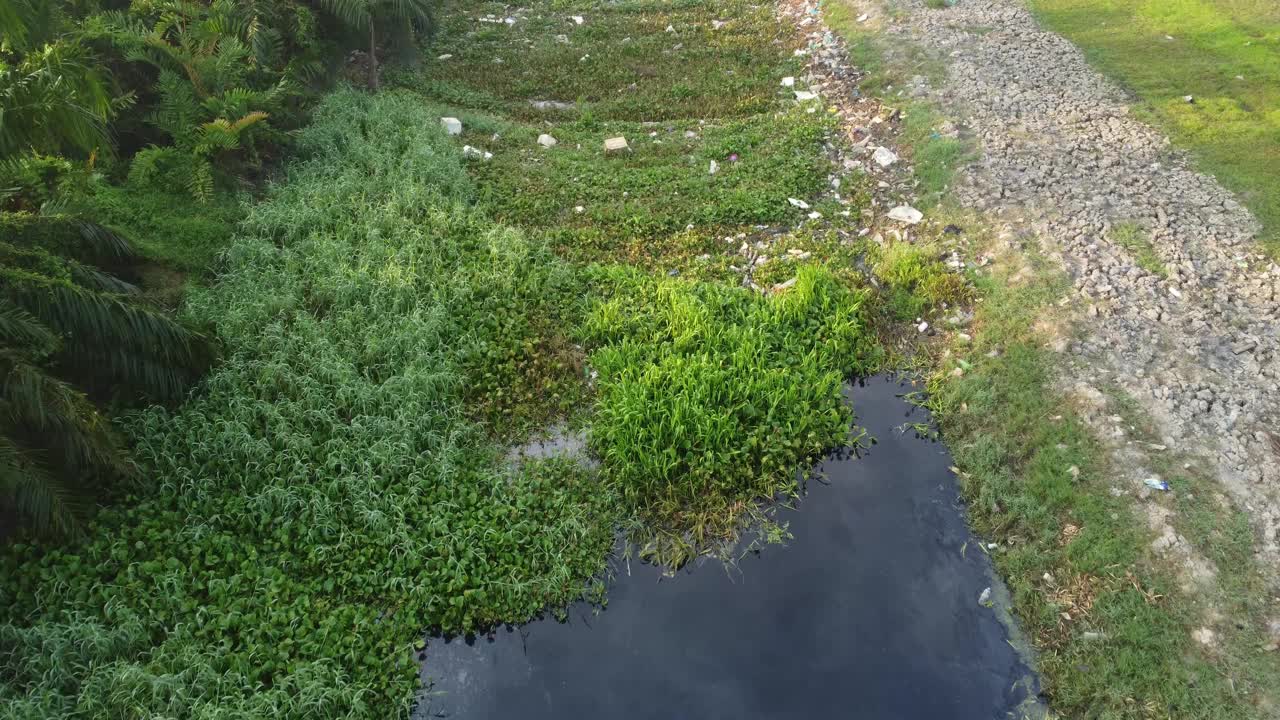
[571,15,584,24]
[794,90,819,102]
[437,54,453,61]
[441,117,462,136]
[781,76,795,87]
[888,205,923,224]
[787,197,810,210]
[604,136,630,153]
[709,160,718,175]
[665,24,675,32]
[917,321,929,333]
[574,206,585,214]
[537,134,558,148]
[808,211,822,220]
[872,147,898,167]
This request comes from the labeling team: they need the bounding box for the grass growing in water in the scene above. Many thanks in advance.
[871,239,971,320]
[582,265,879,562]
[0,0,967,714]
[470,108,835,256]
[412,0,801,122]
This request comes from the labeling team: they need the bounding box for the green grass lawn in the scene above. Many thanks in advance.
[1028,0,1280,255]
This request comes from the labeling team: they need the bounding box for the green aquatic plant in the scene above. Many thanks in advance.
[0,89,616,717]
[583,264,879,563]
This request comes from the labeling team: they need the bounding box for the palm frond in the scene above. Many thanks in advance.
[0,213,136,265]
[0,352,130,476]
[66,259,140,295]
[0,434,86,535]
[315,0,373,29]
[0,40,115,159]
[1,267,205,371]
[0,298,56,355]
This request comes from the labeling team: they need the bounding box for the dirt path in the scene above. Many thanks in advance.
[833,0,1280,575]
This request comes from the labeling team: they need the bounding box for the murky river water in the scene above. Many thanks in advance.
[415,375,1044,719]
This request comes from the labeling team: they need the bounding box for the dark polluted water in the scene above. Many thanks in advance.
[414,375,1045,720]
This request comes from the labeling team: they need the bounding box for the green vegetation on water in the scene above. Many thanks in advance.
[1028,0,1280,254]
[0,0,908,715]
[7,0,1276,716]
[2,89,621,716]
[584,265,878,562]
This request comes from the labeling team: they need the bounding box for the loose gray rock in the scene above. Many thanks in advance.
[856,0,1280,573]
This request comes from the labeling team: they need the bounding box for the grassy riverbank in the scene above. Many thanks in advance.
[1028,0,1280,255]
[825,0,1280,716]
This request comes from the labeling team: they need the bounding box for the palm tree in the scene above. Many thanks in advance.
[0,215,209,534]
[1,2,213,535]
[313,0,434,88]
[0,0,121,162]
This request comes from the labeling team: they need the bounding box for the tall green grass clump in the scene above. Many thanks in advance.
[871,239,970,320]
[0,89,616,717]
[582,265,879,562]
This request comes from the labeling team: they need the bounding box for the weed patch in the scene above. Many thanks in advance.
[1110,221,1168,277]
[582,264,879,564]
[871,238,970,320]
[84,183,243,273]
[470,109,835,256]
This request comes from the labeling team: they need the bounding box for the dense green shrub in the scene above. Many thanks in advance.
[0,90,615,717]
[582,264,879,562]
